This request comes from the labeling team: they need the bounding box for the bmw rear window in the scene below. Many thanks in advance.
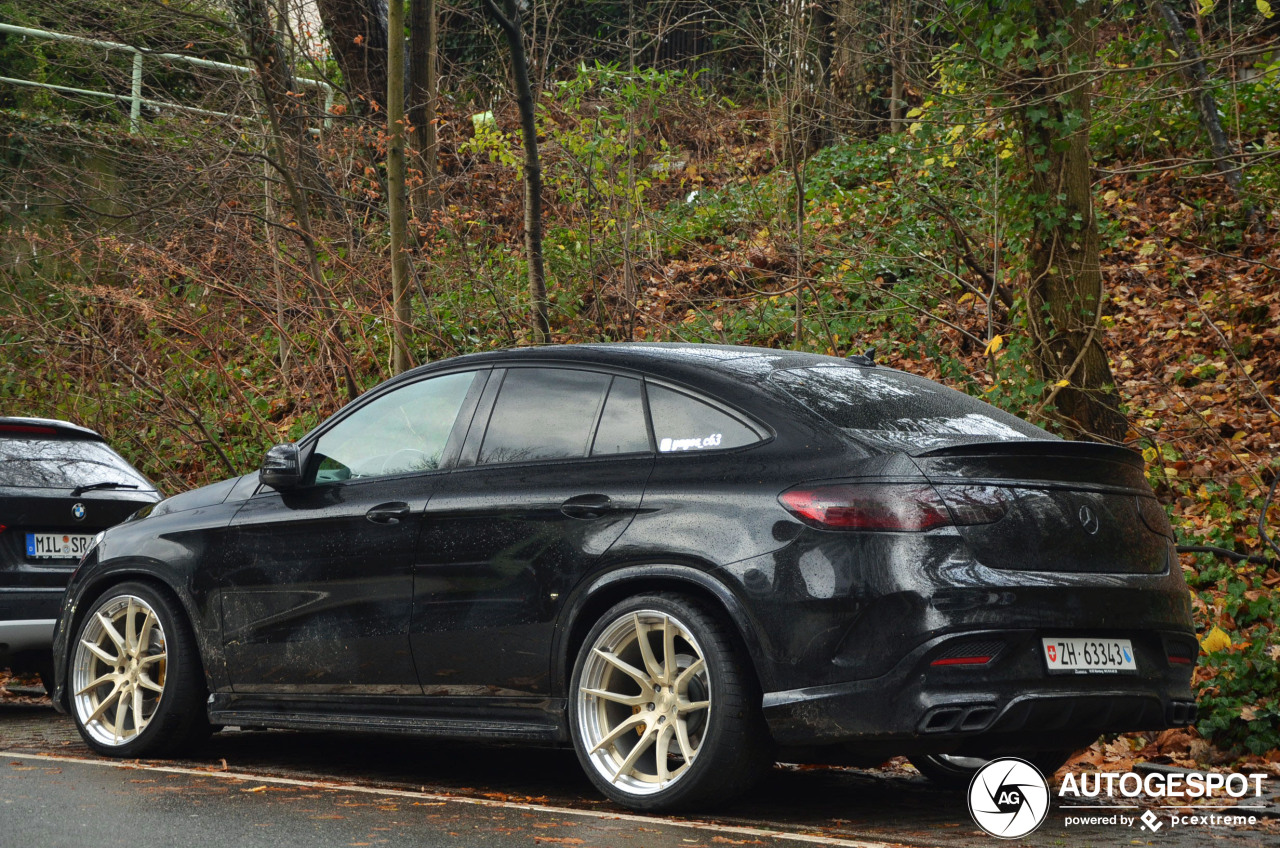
[771,365,1052,452]
[0,438,154,490]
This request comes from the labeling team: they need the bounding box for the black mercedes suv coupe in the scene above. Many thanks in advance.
[50,344,1197,810]
[1,417,160,688]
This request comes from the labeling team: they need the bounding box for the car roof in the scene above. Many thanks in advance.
[395,343,854,390]
[0,417,104,441]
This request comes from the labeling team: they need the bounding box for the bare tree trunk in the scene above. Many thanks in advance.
[482,0,550,344]
[888,0,907,133]
[316,0,390,112]
[232,0,344,218]
[1018,0,1126,442]
[409,0,439,213]
[231,0,361,399]
[1152,1,1241,194]
[388,0,413,373]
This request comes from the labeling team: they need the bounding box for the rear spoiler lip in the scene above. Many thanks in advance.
[911,438,1143,468]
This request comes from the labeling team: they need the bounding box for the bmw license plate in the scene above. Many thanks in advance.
[1042,637,1137,674]
[25,532,96,560]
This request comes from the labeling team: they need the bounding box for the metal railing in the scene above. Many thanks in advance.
[0,22,333,133]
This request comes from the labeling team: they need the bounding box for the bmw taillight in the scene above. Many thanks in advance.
[779,483,1007,531]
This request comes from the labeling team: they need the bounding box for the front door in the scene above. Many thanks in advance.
[219,369,483,695]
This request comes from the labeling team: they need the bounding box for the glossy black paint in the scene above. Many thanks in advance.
[50,345,1197,762]
[0,418,161,676]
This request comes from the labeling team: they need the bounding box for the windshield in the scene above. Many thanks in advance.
[771,365,1053,452]
[0,437,156,490]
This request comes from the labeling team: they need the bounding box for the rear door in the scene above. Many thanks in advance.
[410,367,654,701]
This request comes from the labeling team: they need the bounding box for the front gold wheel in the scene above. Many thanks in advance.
[72,593,168,747]
[68,582,210,757]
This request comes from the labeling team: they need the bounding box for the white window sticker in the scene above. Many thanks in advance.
[659,433,723,452]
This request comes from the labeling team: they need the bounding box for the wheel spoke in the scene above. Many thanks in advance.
[611,723,657,784]
[124,598,138,652]
[581,687,645,706]
[589,712,648,754]
[111,685,130,741]
[80,639,119,667]
[84,681,125,724]
[678,698,710,713]
[634,614,663,682]
[138,651,167,668]
[674,715,696,762]
[75,671,120,698]
[593,648,653,690]
[137,671,164,693]
[137,609,158,653]
[654,722,674,784]
[675,657,705,690]
[96,612,125,651]
[661,617,678,685]
[132,687,147,733]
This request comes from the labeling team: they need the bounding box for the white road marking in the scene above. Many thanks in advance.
[2,750,898,848]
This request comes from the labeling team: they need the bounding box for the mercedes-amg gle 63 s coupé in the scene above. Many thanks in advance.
[51,344,1197,810]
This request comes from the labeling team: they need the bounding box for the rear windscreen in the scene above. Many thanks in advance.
[771,365,1052,452]
[0,438,155,490]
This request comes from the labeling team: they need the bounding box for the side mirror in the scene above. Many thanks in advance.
[260,443,302,490]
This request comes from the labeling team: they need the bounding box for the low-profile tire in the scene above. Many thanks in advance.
[910,750,1076,788]
[68,581,210,757]
[569,593,770,811]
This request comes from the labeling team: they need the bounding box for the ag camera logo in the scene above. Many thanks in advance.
[967,757,1051,839]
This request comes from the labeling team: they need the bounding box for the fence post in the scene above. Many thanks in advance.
[130,50,143,133]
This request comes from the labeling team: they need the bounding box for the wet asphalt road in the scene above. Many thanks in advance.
[2,700,1277,848]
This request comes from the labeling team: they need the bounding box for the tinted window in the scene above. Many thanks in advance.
[313,371,476,482]
[771,365,1050,451]
[647,384,759,453]
[591,377,650,456]
[0,438,153,490]
[480,369,612,464]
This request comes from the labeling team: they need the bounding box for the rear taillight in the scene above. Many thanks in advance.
[780,484,950,531]
[0,423,57,434]
[779,483,1006,531]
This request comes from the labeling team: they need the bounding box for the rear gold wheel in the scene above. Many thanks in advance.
[569,593,768,811]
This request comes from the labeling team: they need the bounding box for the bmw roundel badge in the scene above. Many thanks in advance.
[72,502,86,521]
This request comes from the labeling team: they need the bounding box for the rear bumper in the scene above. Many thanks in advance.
[762,627,1197,750]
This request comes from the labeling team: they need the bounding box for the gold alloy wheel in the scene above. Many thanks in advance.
[576,610,711,796]
[71,594,168,747]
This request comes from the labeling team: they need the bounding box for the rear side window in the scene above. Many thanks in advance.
[647,385,760,453]
[0,438,153,490]
[771,365,1050,451]
[480,369,612,464]
[591,377,650,456]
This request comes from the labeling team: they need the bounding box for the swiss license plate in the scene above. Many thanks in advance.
[1042,637,1137,674]
[25,532,95,560]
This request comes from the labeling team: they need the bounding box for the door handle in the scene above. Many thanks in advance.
[366,502,411,524]
[560,494,617,520]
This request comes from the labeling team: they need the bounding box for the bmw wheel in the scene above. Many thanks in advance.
[569,593,768,811]
[69,582,210,757]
